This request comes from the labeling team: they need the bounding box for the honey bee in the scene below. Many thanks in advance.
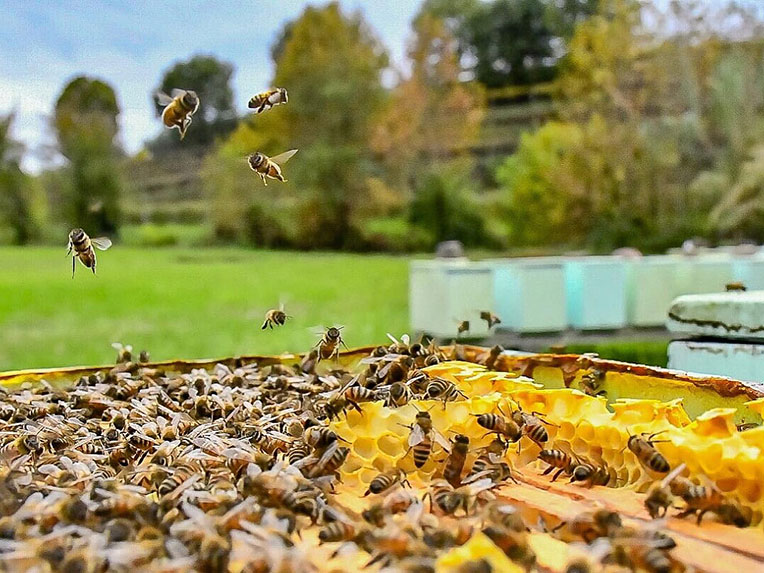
[725,282,747,292]
[303,441,350,478]
[736,422,758,432]
[511,405,556,447]
[386,381,412,408]
[475,408,522,443]
[425,377,467,406]
[570,458,611,488]
[442,434,470,487]
[427,478,495,517]
[627,430,670,474]
[479,311,501,328]
[579,369,606,398]
[262,305,290,330]
[402,410,450,469]
[247,149,298,185]
[0,432,43,460]
[468,438,508,480]
[457,320,470,335]
[67,228,112,277]
[482,524,536,571]
[156,89,199,140]
[538,449,575,481]
[315,326,347,361]
[157,462,199,497]
[364,468,410,496]
[248,88,288,113]
[318,521,356,544]
[479,345,503,370]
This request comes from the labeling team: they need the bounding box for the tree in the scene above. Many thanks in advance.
[54,76,122,235]
[208,2,388,249]
[372,11,484,191]
[0,113,43,244]
[152,55,237,149]
[420,0,600,88]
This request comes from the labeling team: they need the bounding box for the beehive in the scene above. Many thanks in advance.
[0,345,763,573]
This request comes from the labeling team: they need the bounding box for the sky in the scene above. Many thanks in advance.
[0,1,422,172]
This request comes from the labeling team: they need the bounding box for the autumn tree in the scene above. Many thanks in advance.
[151,55,237,150]
[54,76,123,235]
[206,2,388,249]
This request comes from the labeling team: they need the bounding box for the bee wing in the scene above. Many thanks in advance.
[431,428,452,452]
[386,333,400,345]
[408,424,425,447]
[170,88,187,99]
[316,440,339,467]
[156,91,174,105]
[91,237,112,251]
[659,463,687,488]
[269,149,298,165]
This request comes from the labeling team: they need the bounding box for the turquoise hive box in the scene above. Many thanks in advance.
[564,257,627,330]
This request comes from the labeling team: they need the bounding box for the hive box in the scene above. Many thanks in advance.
[625,256,682,327]
[409,260,495,338]
[490,258,567,333]
[564,257,627,330]
[733,254,764,291]
[668,340,764,385]
[675,254,735,295]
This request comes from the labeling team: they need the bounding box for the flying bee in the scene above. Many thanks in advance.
[386,381,412,408]
[457,320,470,335]
[538,449,575,481]
[248,87,288,114]
[261,304,290,330]
[364,468,410,496]
[627,430,670,474]
[247,149,298,185]
[479,311,501,328]
[475,407,522,442]
[156,89,199,140]
[315,326,347,361]
[66,228,112,277]
[580,369,606,397]
[425,377,467,407]
[442,434,470,488]
[402,410,451,469]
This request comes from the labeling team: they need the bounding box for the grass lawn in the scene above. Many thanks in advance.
[0,247,411,370]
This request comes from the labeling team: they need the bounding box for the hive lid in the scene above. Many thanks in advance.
[667,291,764,340]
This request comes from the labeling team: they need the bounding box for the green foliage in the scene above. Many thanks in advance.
[421,0,599,88]
[711,145,764,242]
[119,223,211,248]
[207,2,388,250]
[53,76,123,235]
[0,114,43,244]
[151,55,237,150]
[409,169,496,248]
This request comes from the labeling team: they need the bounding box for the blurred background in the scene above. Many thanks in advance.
[1,0,763,370]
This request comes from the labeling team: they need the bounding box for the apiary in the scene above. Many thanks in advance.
[0,342,762,573]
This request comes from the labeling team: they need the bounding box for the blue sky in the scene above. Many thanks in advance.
[0,1,421,171]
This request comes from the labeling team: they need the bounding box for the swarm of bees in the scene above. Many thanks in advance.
[0,334,754,572]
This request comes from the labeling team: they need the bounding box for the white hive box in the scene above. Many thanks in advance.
[490,258,567,333]
[667,290,764,385]
[564,257,627,330]
[675,254,735,295]
[626,256,682,327]
[409,259,495,338]
[733,252,764,291]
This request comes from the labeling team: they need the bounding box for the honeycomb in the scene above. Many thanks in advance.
[0,345,762,573]
[333,361,764,527]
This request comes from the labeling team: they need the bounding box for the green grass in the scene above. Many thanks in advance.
[0,247,410,370]
[563,341,670,368]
